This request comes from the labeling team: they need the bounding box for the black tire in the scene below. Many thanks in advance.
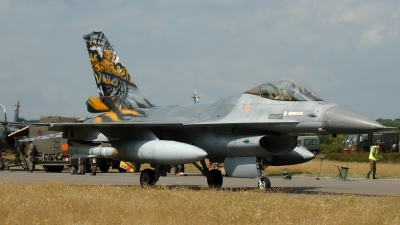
[140,169,156,187]
[207,169,223,188]
[46,166,64,172]
[99,165,110,173]
[258,176,271,190]
[118,168,127,172]
[54,166,64,172]
[312,150,318,156]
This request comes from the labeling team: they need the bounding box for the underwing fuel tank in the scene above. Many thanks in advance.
[114,140,208,165]
[195,134,297,159]
[68,146,119,160]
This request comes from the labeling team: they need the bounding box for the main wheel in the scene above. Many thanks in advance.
[45,166,64,172]
[140,169,156,187]
[54,166,64,172]
[258,176,271,190]
[207,169,223,188]
[99,165,110,173]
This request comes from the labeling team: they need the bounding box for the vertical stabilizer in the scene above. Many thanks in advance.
[192,89,200,104]
[83,31,154,113]
[14,99,20,122]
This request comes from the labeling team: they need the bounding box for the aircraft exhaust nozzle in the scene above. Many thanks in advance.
[115,140,207,165]
[68,146,119,160]
[322,106,384,134]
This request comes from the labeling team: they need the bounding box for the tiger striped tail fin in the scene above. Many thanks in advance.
[83,31,154,113]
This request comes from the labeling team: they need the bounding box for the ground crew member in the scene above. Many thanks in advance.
[27,141,37,172]
[78,158,85,174]
[14,146,21,166]
[90,158,97,176]
[0,148,4,170]
[366,143,382,179]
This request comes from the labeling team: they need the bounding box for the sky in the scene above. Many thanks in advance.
[0,0,399,121]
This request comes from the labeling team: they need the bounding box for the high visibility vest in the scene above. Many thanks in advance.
[369,146,378,161]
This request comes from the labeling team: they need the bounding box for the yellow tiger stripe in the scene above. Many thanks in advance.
[104,111,121,122]
[88,97,110,112]
[120,109,140,116]
[93,117,103,123]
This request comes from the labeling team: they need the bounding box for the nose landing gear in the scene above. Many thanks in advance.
[257,158,271,190]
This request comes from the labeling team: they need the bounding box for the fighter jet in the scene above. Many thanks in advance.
[22,31,384,189]
[0,99,29,151]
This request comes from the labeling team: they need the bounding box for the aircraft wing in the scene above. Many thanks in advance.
[47,120,300,133]
[48,122,184,132]
[185,120,300,126]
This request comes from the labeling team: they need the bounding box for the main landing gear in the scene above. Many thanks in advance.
[139,160,224,188]
[192,159,223,188]
[257,158,271,190]
[139,165,171,187]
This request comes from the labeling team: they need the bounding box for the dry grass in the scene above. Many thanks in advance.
[265,156,400,179]
[0,182,399,225]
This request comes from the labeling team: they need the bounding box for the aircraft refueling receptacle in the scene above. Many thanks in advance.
[19,31,384,190]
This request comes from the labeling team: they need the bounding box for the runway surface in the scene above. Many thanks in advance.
[1,169,400,197]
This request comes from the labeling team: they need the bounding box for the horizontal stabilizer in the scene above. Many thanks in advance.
[8,122,51,127]
[7,126,29,137]
[18,132,63,142]
[70,154,98,159]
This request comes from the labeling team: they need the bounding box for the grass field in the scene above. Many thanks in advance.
[265,155,400,179]
[2,154,400,224]
[0,182,399,225]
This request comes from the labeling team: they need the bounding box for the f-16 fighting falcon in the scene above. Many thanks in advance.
[21,31,384,189]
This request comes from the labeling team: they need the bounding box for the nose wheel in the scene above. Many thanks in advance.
[257,158,271,190]
[258,176,271,190]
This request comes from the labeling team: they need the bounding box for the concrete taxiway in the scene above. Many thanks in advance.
[1,169,399,197]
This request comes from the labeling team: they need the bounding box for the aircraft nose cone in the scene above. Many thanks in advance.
[322,106,384,134]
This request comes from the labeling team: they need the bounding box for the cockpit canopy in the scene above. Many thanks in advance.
[245,80,322,101]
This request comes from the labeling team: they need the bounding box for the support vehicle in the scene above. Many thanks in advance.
[343,132,399,153]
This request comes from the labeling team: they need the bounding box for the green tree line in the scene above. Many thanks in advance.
[376,118,400,128]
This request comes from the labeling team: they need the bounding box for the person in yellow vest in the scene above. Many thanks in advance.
[366,143,382,179]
